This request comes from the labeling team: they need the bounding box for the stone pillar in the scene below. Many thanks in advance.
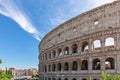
[89,39,92,53]
[78,42,81,55]
[88,57,92,73]
[101,36,105,51]
[116,34,120,50]
[101,57,105,71]
[77,59,81,72]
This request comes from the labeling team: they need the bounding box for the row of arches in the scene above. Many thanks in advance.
[47,77,78,80]
[41,37,115,61]
[41,57,114,72]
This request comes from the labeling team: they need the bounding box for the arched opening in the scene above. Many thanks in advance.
[58,48,62,56]
[72,44,78,54]
[64,46,69,55]
[92,40,101,51]
[58,63,61,71]
[82,78,87,80]
[53,50,56,58]
[105,57,114,69]
[58,78,61,80]
[105,37,114,46]
[52,64,56,71]
[49,52,51,59]
[45,54,47,60]
[64,62,69,71]
[82,41,89,52]
[64,78,68,80]
[72,61,78,70]
[45,65,47,72]
[52,78,55,80]
[72,78,77,80]
[48,65,51,72]
[92,59,100,70]
[45,77,47,80]
[81,60,88,70]
[48,77,51,80]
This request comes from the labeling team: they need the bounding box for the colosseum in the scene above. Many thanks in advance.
[39,0,120,80]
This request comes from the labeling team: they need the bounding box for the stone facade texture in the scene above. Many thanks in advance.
[39,1,120,80]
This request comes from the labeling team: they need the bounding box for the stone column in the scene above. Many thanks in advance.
[88,57,92,73]
[101,57,105,71]
[89,39,92,53]
[101,36,105,51]
[78,41,81,55]
[116,34,120,50]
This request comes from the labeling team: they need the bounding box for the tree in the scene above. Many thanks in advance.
[0,59,2,64]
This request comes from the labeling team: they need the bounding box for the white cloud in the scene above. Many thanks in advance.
[0,0,43,41]
[50,0,116,27]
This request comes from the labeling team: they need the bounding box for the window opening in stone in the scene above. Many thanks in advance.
[64,46,69,55]
[72,44,78,54]
[52,78,55,80]
[58,63,61,71]
[45,65,47,72]
[93,40,101,51]
[58,48,62,56]
[92,59,100,70]
[53,50,56,58]
[52,64,56,71]
[72,61,78,70]
[64,78,68,80]
[49,52,51,59]
[45,54,47,60]
[94,20,99,25]
[82,78,87,80]
[72,78,77,80]
[58,78,61,80]
[82,41,89,52]
[48,65,51,72]
[81,60,88,70]
[64,62,69,71]
[105,58,114,69]
[48,78,51,80]
[105,37,114,46]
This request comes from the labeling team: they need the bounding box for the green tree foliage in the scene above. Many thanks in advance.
[0,59,2,64]
[0,70,12,80]
[90,71,120,80]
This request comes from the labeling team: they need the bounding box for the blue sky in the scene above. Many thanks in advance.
[0,0,115,69]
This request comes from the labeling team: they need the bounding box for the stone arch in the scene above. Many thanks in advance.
[49,52,51,59]
[92,39,101,51]
[64,62,69,71]
[64,78,68,80]
[48,77,51,80]
[92,58,100,70]
[71,44,78,54]
[52,77,56,80]
[58,78,62,80]
[81,60,88,70]
[52,50,56,58]
[57,63,62,71]
[58,48,62,56]
[48,65,51,72]
[105,57,114,69]
[72,61,78,70]
[52,64,56,71]
[82,41,89,52]
[82,78,87,80]
[45,65,47,72]
[72,78,77,80]
[105,37,114,47]
[64,46,69,55]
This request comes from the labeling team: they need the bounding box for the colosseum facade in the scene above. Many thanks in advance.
[39,1,120,80]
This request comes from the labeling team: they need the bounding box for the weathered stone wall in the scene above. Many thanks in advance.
[39,1,120,80]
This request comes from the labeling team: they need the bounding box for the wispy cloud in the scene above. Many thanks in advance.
[0,0,43,41]
[50,0,115,27]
